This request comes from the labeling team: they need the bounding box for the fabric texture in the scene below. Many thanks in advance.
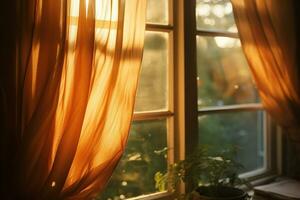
[1,0,146,199]
[231,0,300,139]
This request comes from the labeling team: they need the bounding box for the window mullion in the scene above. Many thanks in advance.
[184,0,198,162]
[146,24,173,32]
[196,29,239,38]
[133,111,173,121]
[198,103,264,114]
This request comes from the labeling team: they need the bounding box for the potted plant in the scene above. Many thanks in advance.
[154,146,251,200]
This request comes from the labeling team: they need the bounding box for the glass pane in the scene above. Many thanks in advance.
[135,32,169,112]
[146,0,168,24]
[99,119,168,200]
[197,36,259,109]
[196,0,237,32]
[198,111,265,173]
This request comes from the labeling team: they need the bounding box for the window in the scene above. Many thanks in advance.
[99,0,274,199]
[185,0,270,178]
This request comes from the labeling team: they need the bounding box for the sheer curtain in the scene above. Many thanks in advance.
[2,0,146,199]
[231,0,300,140]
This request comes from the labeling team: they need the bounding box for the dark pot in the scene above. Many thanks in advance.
[193,186,249,200]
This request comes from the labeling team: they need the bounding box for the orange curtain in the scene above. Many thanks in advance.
[4,0,146,199]
[231,0,300,138]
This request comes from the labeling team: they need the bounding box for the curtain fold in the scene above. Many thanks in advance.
[4,0,146,199]
[231,0,300,139]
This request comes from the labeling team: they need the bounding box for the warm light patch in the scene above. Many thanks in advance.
[224,2,233,14]
[51,181,56,187]
[70,0,79,17]
[197,4,210,16]
[212,5,225,18]
[70,0,119,28]
[95,0,118,21]
[30,43,40,97]
[85,0,89,14]
[215,36,240,48]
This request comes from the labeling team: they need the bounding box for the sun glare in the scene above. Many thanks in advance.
[215,37,240,48]
[70,0,79,17]
[85,0,89,14]
[197,4,210,17]
[212,5,225,18]
[70,0,118,21]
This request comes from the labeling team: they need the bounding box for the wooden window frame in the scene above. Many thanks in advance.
[79,0,281,199]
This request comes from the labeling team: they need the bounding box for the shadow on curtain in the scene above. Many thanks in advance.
[231,0,300,179]
[231,0,300,140]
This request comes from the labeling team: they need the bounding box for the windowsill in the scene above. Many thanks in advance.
[252,177,300,199]
[247,173,279,188]
[124,191,173,200]
[125,173,280,200]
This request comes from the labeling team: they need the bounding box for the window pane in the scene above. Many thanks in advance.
[135,32,169,112]
[146,0,168,24]
[99,119,168,200]
[196,0,237,32]
[197,36,259,109]
[198,111,265,173]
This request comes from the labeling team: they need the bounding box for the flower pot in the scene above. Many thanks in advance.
[192,186,249,200]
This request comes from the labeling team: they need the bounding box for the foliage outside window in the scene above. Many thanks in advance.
[195,0,265,175]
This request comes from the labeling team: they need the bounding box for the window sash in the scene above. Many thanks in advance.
[133,22,174,117]
[196,28,263,113]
